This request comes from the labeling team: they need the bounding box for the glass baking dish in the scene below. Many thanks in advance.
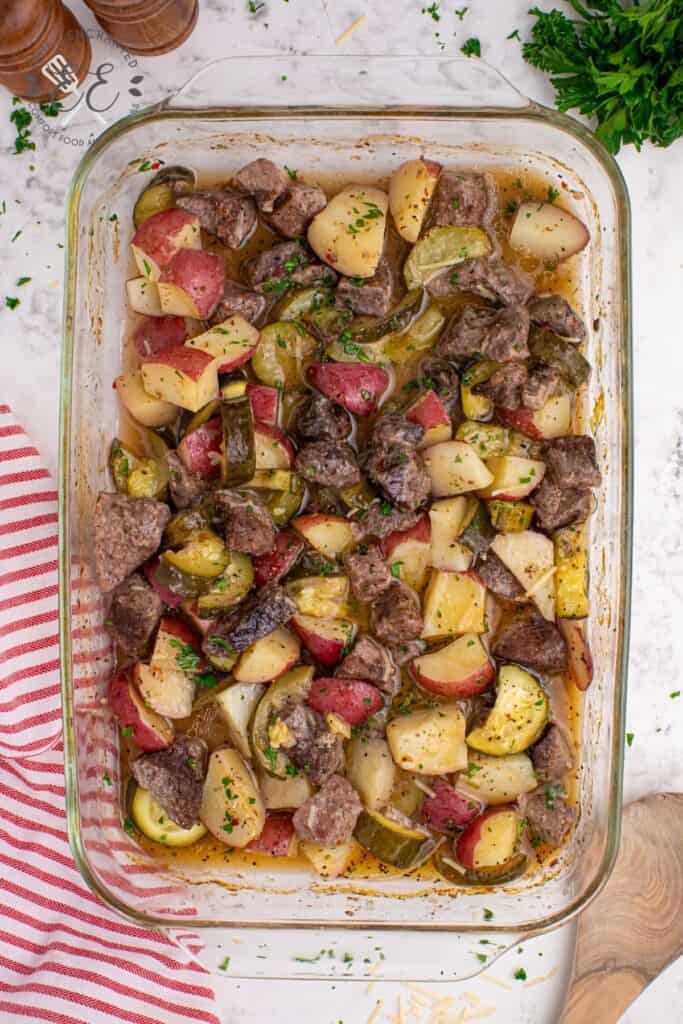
[59,56,632,980]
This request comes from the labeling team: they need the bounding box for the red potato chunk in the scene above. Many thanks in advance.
[158,249,225,320]
[108,670,173,751]
[420,778,481,832]
[144,559,184,609]
[246,813,297,857]
[254,421,295,469]
[306,677,384,726]
[252,529,305,587]
[247,384,279,426]
[177,416,222,479]
[131,208,201,280]
[306,362,389,417]
[133,315,188,358]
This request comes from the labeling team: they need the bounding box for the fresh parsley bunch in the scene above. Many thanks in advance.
[523,1,683,153]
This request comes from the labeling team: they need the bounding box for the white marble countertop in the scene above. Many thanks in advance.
[2,1,681,1020]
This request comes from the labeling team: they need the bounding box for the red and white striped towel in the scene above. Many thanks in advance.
[0,406,221,1024]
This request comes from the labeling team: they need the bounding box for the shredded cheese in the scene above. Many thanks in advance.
[413,778,437,798]
[367,998,384,1024]
[524,564,557,599]
[481,973,513,991]
[440,854,466,875]
[336,14,368,46]
[524,965,558,988]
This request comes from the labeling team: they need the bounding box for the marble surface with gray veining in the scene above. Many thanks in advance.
[2,1,681,1020]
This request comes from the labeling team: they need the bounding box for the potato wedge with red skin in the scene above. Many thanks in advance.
[131,208,201,281]
[154,614,202,656]
[411,633,494,698]
[405,389,452,447]
[293,514,358,559]
[178,416,222,479]
[141,345,218,413]
[109,670,174,751]
[247,384,279,426]
[291,614,355,667]
[143,559,184,608]
[307,362,389,417]
[389,157,442,244]
[133,315,188,358]
[253,529,305,587]
[496,395,571,442]
[420,779,480,833]
[115,370,178,429]
[246,813,298,857]
[381,513,432,591]
[157,249,225,320]
[254,421,295,469]
[477,455,546,502]
[306,678,383,726]
[233,627,300,685]
[456,805,520,870]
[185,316,260,374]
[510,201,589,262]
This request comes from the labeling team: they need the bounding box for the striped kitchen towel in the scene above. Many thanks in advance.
[0,405,221,1024]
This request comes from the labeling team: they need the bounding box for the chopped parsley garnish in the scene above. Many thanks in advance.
[461,37,481,58]
[626,732,634,747]
[286,764,300,777]
[169,638,201,672]
[195,672,219,688]
[121,726,133,738]
[284,165,298,180]
[102,772,112,786]
[123,817,137,836]
[390,562,403,579]
[10,106,35,154]
[514,967,527,981]
[455,6,468,18]
[5,297,19,310]
[547,185,560,203]
[16,276,31,286]
[507,29,520,41]
[544,783,557,811]
[209,636,237,654]
[483,908,494,921]
[421,2,440,21]
[465,762,482,779]
[218,955,231,970]
[264,746,279,772]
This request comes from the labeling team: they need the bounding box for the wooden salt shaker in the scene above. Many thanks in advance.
[83,0,198,56]
[0,0,91,102]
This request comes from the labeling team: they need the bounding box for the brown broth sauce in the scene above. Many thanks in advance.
[120,164,585,882]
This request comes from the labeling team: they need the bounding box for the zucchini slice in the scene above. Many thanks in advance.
[466,664,548,755]
[221,396,255,487]
[196,552,254,617]
[354,809,435,869]
[131,786,207,847]
[528,330,590,390]
[487,499,535,533]
[460,359,498,422]
[554,522,589,619]
[250,666,314,777]
[404,225,492,288]
[274,286,334,321]
[456,422,510,460]
[164,530,229,579]
[433,846,528,886]
[251,321,318,389]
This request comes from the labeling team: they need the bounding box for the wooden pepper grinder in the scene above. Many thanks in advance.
[83,0,198,56]
[0,0,91,102]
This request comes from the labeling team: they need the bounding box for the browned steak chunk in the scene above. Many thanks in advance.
[521,788,576,847]
[209,280,267,326]
[215,490,275,556]
[243,240,337,292]
[531,725,574,783]
[528,294,586,340]
[430,170,496,229]
[234,158,288,213]
[293,774,362,848]
[542,436,601,489]
[267,183,327,237]
[336,260,393,317]
[203,582,295,657]
[429,257,534,306]
[370,413,423,451]
[344,543,393,603]
[293,392,352,442]
[166,451,208,510]
[473,362,527,410]
[417,357,462,421]
[335,635,398,695]
[438,304,530,364]
[175,190,256,249]
[94,493,171,593]
[531,479,593,533]
[492,608,567,673]
[472,550,525,600]
[295,441,360,488]
[365,415,430,512]
[370,581,423,644]
[356,501,422,541]
[522,364,561,410]
[278,704,343,786]
[130,736,208,829]
[107,573,162,657]
[388,639,426,666]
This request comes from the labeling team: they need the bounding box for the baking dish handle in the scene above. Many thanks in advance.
[160,55,531,112]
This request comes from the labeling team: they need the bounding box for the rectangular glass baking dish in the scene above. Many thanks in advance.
[59,56,632,980]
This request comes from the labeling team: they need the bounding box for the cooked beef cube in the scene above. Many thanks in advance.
[336,260,393,317]
[528,294,586,340]
[106,573,162,657]
[279,703,343,786]
[203,581,295,656]
[130,736,208,830]
[389,639,426,666]
[429,257,534,306]
[215,490,275,557]
[473,362,528,410]
[417,357,462,421]
[335,635,399,695]
[522,364,561,411]
[267,183,327,238]
[370,581,423,644]
[430,170,496,229]
[344,543,393,603]
[166,451,208,510]
[543,436,601,489]
[292,773,362,848]
[233,158,288,213]
[531,479,593,533]
[492,607,567,673]
[94,493,171,593]
[531,725,574,783]
[357,501,422,541]
[473,550,525,600]
[295,441,360,488]
[209,280,267,326]
[175,190,256,249]
[521,788,576,847]
[366,446,430,511]
[293,392,352,442]
[371,413,424,452]
[243,240,337,292]
[438,304,530,364]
